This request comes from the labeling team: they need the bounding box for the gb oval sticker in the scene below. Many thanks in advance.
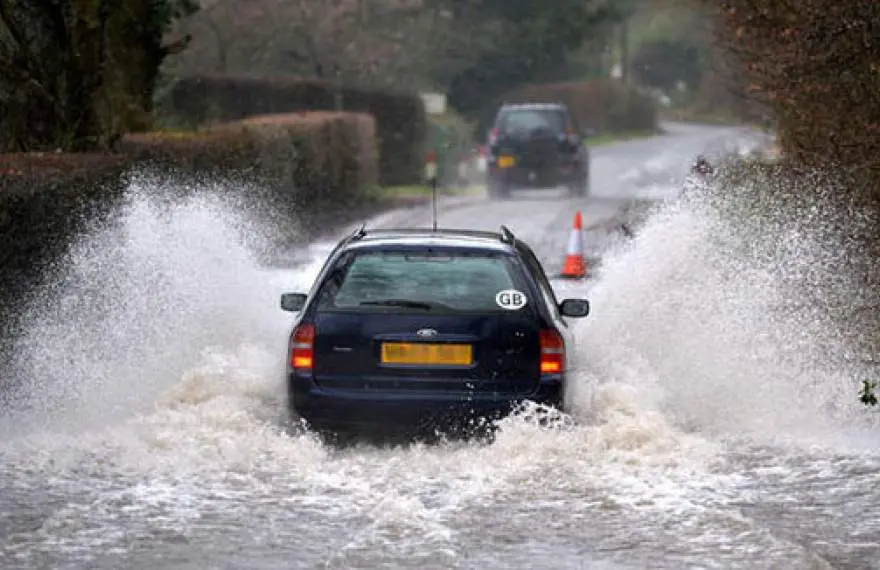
[495,289,528,310]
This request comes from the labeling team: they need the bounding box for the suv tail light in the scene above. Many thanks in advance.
[290,323,315,370]
[488,128,499,145]
[539,329,565,374]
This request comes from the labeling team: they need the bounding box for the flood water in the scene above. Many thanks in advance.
[1,170,878,570]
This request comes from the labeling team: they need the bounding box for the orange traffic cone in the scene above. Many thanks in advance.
[560,211,586,279]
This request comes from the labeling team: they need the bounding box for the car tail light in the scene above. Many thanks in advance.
[540,329,564,374]
[488,128,499,145]
[290,323,315,370]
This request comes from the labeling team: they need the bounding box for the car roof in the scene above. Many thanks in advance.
[339,226,520,254]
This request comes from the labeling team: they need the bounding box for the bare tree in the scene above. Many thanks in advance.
[164,0,497,91]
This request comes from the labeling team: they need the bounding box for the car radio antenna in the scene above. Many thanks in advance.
[431,170,439,231]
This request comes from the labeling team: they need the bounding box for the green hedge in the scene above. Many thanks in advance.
[156,75,427,187]
[496,78,659,135]
[1,112,378,331]
[120,111,378,207]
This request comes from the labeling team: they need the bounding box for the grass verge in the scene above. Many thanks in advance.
[368,185,484,199]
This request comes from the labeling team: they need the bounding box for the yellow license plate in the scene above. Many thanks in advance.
[497,155,515,168]
[381,342,472,366]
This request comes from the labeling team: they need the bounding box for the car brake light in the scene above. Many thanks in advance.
[489,128,499,145]
[540,329,564,374]
[290,323,315,370]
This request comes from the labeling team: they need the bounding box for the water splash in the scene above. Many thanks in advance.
[2,174,320,436]
[569,169,879,450]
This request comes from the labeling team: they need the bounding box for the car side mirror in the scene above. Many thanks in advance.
[280,292,307,312]
[559,298,590,318]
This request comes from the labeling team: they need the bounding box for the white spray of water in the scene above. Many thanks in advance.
[0,173,730,482]
[568,188,878,451]
[2,176,322,435]
[3,168,874,448]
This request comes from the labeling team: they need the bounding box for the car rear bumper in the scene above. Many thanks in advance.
[288,373,563,434]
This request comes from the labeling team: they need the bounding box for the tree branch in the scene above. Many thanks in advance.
[0,0,28,52]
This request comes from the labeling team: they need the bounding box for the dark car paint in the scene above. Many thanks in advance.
[281,229,587,436]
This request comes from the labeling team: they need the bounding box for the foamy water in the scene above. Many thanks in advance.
[1,170,878,569]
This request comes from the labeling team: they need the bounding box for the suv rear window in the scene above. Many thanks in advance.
[316,250,528,313]
[498,109,567,135]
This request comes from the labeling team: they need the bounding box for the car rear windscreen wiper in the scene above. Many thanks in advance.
[359,299,435,310]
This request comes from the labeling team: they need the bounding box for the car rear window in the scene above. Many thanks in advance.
[316,250,528,313]
[499,109,567,134]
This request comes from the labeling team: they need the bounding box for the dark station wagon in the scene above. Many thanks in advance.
[279,225,591,439]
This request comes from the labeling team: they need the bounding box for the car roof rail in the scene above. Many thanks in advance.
[341,223,368,244]
[499,225,516,244]
[339,226,521,245]
[503,101,565,107]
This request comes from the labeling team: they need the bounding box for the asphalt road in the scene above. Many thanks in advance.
[315,121,771,277]
[4,122,877,570]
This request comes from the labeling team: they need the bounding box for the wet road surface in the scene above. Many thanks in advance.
[3,123,878,570]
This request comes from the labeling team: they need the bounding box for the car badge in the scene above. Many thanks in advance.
[416,328,438,338]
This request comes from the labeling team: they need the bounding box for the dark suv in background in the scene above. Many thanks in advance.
[486,102,590,199]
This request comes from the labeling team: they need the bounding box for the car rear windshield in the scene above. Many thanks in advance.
[498,109,567,135]
[316,249,530,313]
